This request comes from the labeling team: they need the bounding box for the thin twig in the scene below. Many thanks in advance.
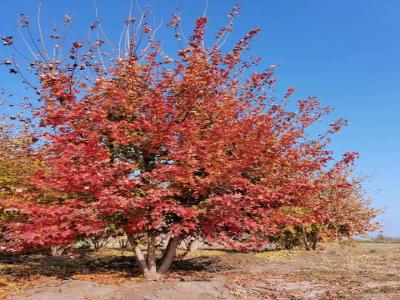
[37,0,51,62]
[126,0,134,56]
[17,18,38,60]
[203,0,209,17]
[118,24,125,59]
[93,1,118,51]
[10,55,40,95]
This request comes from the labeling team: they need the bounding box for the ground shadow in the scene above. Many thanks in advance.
[171,255,234,273]
[0,249,234,281]
[0,249,139,280]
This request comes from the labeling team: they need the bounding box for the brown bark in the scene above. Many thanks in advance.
[127,233,152,279]
[158,236,179,274]
[127,233,179,280]
[146,233,158,279]
[311,229,319,250]
[298,226,311,251]
[334,225,340,243]
[302,235,311,251]
[50,245,65,256]
[118,238,129,248]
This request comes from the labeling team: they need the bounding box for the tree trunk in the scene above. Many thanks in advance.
[127,233,153,279]
[50,245,65,256]
[334,225,340,243]
[127,233,179,280]
[158,236,179,274]
[298,226,311,251]
[146,233,159,280]
[118,238,129,249]
[311,227,319,250]
[302,235,311,251]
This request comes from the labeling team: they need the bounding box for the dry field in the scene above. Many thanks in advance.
[1,242,399,299]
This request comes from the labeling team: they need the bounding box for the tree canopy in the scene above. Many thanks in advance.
[0,7,380,280]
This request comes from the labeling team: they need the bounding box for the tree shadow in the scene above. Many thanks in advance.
[0,249,139,280]
[0,249,234,282]
[171,255,234,273]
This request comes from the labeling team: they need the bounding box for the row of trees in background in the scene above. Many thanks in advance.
[0,5,381,280]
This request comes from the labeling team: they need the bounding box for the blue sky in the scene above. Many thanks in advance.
[0,0,399,236]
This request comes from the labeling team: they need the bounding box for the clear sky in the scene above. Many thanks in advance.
[0,0,399,236]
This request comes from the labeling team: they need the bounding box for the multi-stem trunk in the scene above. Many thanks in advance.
[127,233,180,280]
[50,245,66,256]
[310,225,320,250]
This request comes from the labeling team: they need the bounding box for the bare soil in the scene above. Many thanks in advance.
[1,242,400,299]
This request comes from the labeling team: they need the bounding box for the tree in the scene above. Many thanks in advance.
[0,118,42,252]
[274,155,381,250]
[0,119,38,195]
[319,178,381,243]
[0,116,105,255]
[0,6,367,279]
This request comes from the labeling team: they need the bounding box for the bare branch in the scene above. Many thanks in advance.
[37,0,51,62]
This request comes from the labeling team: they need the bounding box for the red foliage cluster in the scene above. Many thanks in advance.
[1,201,104,253]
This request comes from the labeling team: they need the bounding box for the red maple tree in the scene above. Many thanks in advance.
[0,8,371,279]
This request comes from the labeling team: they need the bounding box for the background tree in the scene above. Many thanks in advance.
[274,155,381,250]
[0,113,106,255]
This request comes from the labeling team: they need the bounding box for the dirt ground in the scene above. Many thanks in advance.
[1,242,400,299]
